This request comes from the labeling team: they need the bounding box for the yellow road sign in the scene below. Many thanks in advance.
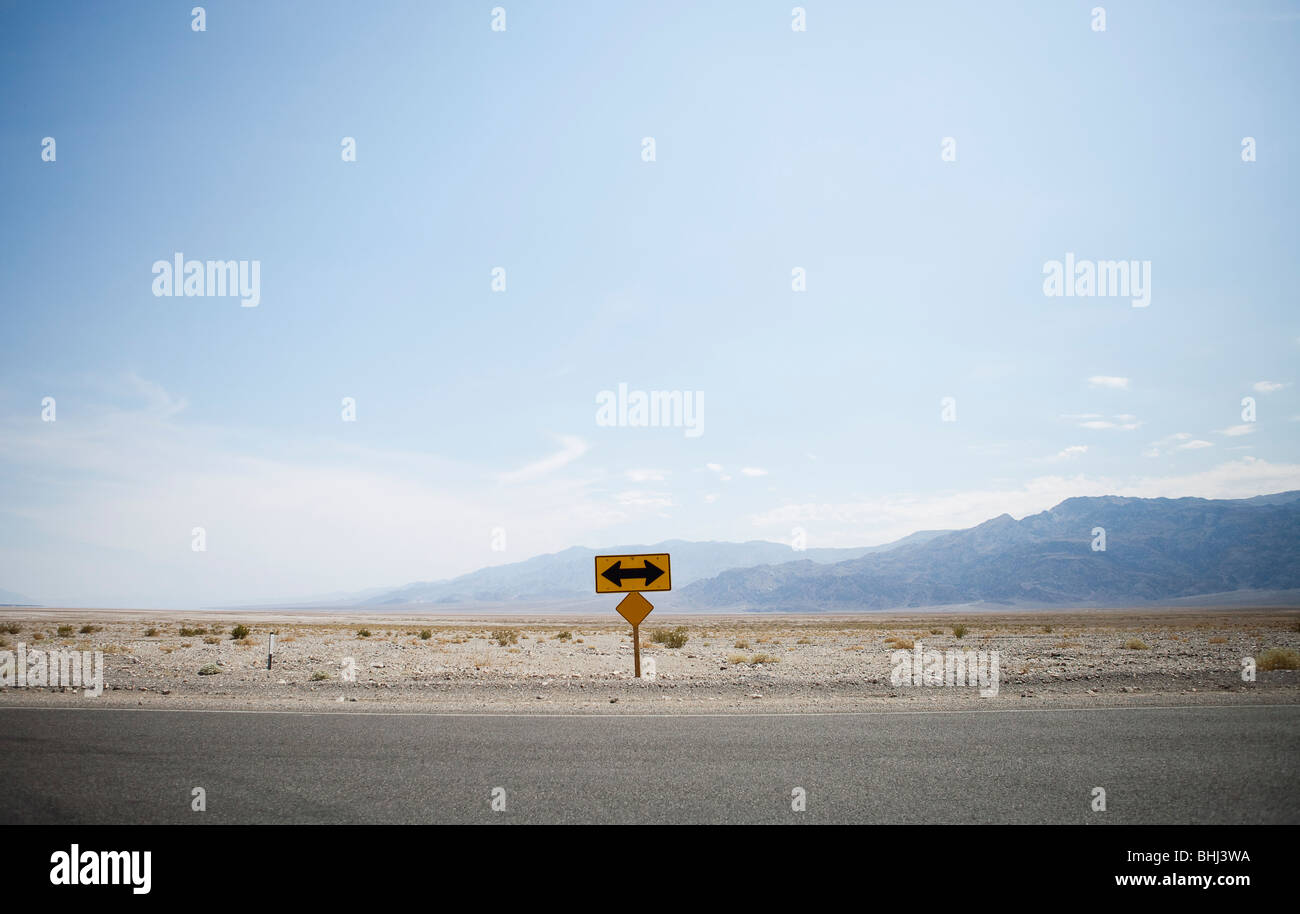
[594,553,671,593]
[616,591,654,627]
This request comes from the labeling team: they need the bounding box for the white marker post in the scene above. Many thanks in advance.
[267,632,276,670]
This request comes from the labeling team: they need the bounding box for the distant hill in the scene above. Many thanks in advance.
[0,588,40,607]
[679,492,1300,610]
[357,534,947,606]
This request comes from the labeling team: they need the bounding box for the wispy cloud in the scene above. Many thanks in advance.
[1253,380,1286,393]
[1079,416,1141,430]
[1046,445,1088,461]
[499,435,589,484]
[625,468,667,482]
[1088,376,1130,390]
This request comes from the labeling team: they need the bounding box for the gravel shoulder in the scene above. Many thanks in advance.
[1,608,1297,714]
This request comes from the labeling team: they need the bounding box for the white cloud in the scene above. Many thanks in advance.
[1253,380,1286,393]
[625,468,667,482]
[740,467,768,477]
[1217,424,1255,437]
[1088,376,1130,390]
[498,435,589,484]
[1144,431,1207,457]
[1079,417,1141,430]
[705,462,723,472]
[1048,445,1088,461]
[614,490,674,508]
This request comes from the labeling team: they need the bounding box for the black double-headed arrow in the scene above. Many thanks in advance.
[601,559,664,588]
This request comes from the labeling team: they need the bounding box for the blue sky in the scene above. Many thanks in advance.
[1,0,1297,608]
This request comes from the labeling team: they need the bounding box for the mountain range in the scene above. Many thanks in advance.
[345,532,949,606]
[10,493,1299,612]
[681,492,1300,610]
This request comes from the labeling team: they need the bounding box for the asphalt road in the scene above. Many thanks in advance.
[1,705,1295,824]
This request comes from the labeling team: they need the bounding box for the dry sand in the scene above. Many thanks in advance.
[1,608,1297,714]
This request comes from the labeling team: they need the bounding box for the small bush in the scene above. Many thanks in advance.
[751,653,781,665]
[203,636,220,644]
[419,629,432,640]
[31,632,44,641]
[556,631,573,641]
[78,624,98,634]
[1208,636,1228,644]
[1257,648,1300,671]
[727,654,749,664]
[144,627,160,637]
[310,670,331,681]
[57,625,74,637]
[952,624,969,639]
[734,639,750,650]
[198,663,221,675]
[230,624,250,640]
[0,622,21,634]
[492,629,519,646]
[890,638,915,650]
[179,626,205,637]
[356,629,371,638]
[1123,638,1150,650]
[651,626,688,649]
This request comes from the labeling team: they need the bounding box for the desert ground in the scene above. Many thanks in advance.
[1,608,1297,713]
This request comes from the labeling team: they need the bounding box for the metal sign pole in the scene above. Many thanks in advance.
[632,623,641,678]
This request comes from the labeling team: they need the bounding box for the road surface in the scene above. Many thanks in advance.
[1,705,1295,824]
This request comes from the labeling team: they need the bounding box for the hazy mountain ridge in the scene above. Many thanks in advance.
[360,534,948,605]
[680,492,1300,610]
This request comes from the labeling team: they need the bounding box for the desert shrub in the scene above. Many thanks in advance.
[1257,648,1300,671]
[31,632,44,641]
[203,636,220,644]
[79,624,98,634]
[890,638,915,650]
[1208,636,1228,644]
[309,670,331,681]
[750,653,781,665]
[651,626,688,649]
[144,627,160,637]
[57,625,74,637]
[1123,638,1150,650]
[556,630,573,641]
[356,629,371,638]
[198,663,221,675]
[0,622,21,634]
[179,626,205,637]
[734,639,750,650]
[952,624,969,639]
[419,629,432,640]
[492,629,519,646]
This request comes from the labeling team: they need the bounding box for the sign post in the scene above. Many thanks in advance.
[596,554,670,678]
